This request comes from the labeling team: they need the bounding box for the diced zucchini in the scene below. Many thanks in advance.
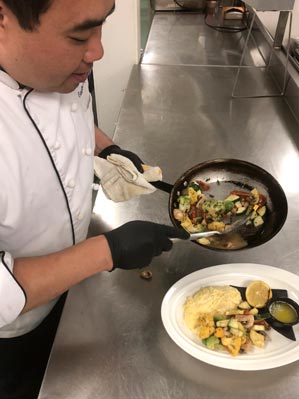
[253,215,264,227]
[216,319,230,328]
[230,327,244,337]
[214,314,227,322]
[235,201,242,208]
[237,322,245,332]
[225,309,244,315]
[225,194,240,202]
[238,301,251,310]
[202,335,220,350]
[250,210,257,219]
[257,205,266,217]
[236,206,247,215]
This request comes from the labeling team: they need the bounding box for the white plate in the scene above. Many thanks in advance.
[161,263,299,371]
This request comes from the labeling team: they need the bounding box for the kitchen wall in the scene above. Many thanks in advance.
[93,0,141,138]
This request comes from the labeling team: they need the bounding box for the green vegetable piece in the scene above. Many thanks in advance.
[216,319,230,327]
[236,206,246,215]
[192,224,207,233]
[253,215,264,227]
[257,205,266,217]
[177,195,191,212]
[202,335,220,350]
[214,314,227,322]
[224,201,234,211]
[189,182,201,191]
[224,194,240,202]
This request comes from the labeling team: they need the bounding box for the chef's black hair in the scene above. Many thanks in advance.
[2,0,53,31]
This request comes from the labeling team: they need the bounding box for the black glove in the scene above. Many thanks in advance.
[104,221,189,270]
[98,145,144,173]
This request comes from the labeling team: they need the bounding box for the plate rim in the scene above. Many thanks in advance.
[161,263,299,371]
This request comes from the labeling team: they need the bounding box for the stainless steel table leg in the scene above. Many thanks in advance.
[231,12,256,98]
[232,10,293,98]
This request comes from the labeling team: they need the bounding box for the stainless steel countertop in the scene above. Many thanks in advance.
[39,13,299,399]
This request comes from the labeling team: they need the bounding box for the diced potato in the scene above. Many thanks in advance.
[181,216,193,231]
[251,188,259,204]
[198,237,210,246]
[207,221,225,232]
[248,307,259,315]
[187,187,199,205]
[249,329,265,348]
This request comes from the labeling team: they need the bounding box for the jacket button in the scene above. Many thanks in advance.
[54,141,61,150]
[67,179,76,188]
[85,148,92,155]
[77,212,83,221]
[71,103,78,112]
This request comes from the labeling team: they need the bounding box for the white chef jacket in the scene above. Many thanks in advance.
[0,70,95,338]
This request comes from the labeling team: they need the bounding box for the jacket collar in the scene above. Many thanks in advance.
[0,67,27,90]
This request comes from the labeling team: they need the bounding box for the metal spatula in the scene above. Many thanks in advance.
[183,215,251,241]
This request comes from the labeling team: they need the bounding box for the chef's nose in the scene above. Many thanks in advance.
[83,31,104,63]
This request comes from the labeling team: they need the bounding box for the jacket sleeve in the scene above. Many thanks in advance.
[0,251,26,328]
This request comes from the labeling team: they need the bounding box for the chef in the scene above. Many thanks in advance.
[0,1,188,398]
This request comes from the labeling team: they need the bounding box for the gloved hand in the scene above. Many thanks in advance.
[104,221,189,270]
[98,145,144,173]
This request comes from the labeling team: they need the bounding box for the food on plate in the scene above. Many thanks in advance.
[184,286,242,330]
[173,181,267,249]
[183,281,272,356]
[245,280,272,308]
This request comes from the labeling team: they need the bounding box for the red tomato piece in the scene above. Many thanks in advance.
[196,180,211,191]
[230,190,251,198]
[258,194,267,206]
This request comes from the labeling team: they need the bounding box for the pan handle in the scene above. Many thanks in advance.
[151,180,173,194]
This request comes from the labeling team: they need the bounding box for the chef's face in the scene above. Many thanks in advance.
[0,0,115,92]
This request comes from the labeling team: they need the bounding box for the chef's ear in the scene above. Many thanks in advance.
[0,2,10,30]
[0,2,7,30]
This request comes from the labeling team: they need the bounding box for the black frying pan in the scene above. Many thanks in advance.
[153,159,288,251]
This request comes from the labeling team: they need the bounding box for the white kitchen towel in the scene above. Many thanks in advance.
[94,154,162,202]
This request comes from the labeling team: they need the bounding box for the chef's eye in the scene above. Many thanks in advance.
[70,37,89,44]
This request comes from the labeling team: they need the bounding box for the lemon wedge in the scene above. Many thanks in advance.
[245,280,272,308]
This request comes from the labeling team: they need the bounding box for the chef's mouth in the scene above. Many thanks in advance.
[71,71,91,83]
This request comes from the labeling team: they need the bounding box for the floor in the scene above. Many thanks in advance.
[142,10,265,67]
